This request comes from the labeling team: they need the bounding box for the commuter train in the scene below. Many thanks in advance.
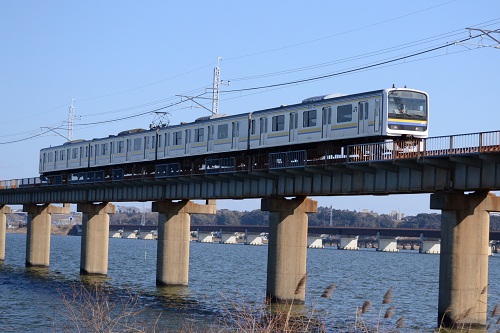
[39,87,428,178]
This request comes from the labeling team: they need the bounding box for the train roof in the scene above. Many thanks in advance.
[40,87,426,152]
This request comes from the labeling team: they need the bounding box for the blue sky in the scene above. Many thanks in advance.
[1,1,499,216]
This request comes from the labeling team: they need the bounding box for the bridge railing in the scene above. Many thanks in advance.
[2,130,500,189]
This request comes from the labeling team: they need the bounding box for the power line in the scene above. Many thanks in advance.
[221,33,486,94]
[224,0,459,61]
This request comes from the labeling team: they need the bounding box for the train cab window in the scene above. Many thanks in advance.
[218,124,228,139]
[271,115,285,132]
[133,138,142,151]
[195,128,204,142]
[117,141,125,153]
[173,131,182,145]
[337,104,353,123]
[303,110,317,127]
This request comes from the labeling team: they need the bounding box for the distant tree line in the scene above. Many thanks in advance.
[108,205,500,230]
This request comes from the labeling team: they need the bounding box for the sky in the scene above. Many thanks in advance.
[1,1,499,216]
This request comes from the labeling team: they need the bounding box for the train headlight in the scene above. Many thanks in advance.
[390,125,399,129]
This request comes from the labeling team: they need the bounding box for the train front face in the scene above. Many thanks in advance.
[385,89,429,139]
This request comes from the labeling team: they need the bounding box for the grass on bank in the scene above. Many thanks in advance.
[52,279,500,333]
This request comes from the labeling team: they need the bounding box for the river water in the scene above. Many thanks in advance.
[1,233,500,332]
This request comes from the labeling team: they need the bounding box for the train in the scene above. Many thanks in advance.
[39,87,428,181]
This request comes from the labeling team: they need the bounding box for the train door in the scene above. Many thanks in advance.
[126,139,131,161]
[322,106,332,139]
[207,125,214,152]
[374,99,381,133]
[289,112,298,142]
[231,122,239,149]
[259,117,267,146]
[165,133,170,157]
[185,129,191,155]
[358,101,369,135]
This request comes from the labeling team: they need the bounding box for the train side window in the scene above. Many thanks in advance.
[166,133,171,146]
[85,146,89,157]
[251,119,256,135]
[60,150,65,161]
[117,141,124,153]
[218,124,228,139]
[158,134,163,147]
[72,148,78,159]
[303,110,317,127]
[48,152,53,162]
[271,115,285,132]
[195,128,204,142]
[133,138,142,151]
[337,105,353,123]
[101,143,108,155]
[174,131,182,145]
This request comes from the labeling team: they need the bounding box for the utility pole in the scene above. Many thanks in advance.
[329,205,333,226]
[177,57,229,116]
[211,57,222,115]
[68,99,75,141]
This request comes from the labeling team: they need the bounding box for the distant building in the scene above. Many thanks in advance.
[390,210,405,221]
[361,209,378,217]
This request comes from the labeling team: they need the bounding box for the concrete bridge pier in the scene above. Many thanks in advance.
[78,202,115,275]
[419,233,441,254]
[24,203,70,267]
[0,205,11,261]
[262,196,317,304]
[376,232,399,252]
[431,191,500,328]
[153,200,216,286]
[338,236,359,250]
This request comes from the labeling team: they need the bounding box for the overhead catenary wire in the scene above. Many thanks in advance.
[1,17,498,145]
[221,32,489,94]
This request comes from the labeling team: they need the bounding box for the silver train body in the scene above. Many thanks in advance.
[39,88,429,175]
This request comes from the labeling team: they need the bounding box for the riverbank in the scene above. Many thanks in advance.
[6,225,73,236]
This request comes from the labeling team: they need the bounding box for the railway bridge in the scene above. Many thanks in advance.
[1,130,500,328]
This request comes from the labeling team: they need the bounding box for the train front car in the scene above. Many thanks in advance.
[384,88,429,139]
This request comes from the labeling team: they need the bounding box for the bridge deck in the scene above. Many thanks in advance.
[1,130,499,204]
